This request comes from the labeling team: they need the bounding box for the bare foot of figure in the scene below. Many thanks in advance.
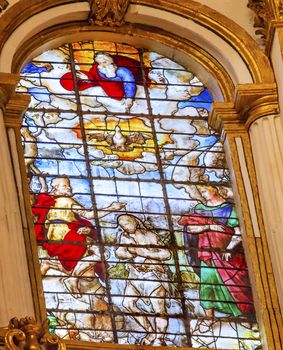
[40,261,51,275]
[40,260,70,276]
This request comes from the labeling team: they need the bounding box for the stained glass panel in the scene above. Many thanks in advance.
[18,41,261,348]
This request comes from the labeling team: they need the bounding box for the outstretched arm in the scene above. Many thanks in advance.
[97,202,126,219]
[73,202,126,220]
[116,246,134,260]
[129,247,171,261]
[117,68,136,99]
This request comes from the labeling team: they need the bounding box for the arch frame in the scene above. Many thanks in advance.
[0,0,275,85]
[11,22,234,102]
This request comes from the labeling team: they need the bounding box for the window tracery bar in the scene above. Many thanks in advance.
[18,41,261,349]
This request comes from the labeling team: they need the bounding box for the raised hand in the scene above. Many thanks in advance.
[76,71,89,80]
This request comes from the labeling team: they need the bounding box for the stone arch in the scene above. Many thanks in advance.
[0,0,275,87]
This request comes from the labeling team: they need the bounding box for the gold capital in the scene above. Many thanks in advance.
[235,83,279,128]
[209,102,244,134]
[209,83,279,133]
[0,73,30,127]
[4,91,30,128]
[0,73,21,111]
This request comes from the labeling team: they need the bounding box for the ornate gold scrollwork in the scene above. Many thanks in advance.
[0,0,9,13]
[247,0,271,41]
[4,317,66,350]
[88,0,130,26]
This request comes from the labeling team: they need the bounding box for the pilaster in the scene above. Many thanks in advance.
[209,83,283,349]
[0,73,35,326]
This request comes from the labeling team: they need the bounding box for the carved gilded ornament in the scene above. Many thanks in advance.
[4,317,66,350]
[88,0,130,26]
[0,0,9,13]
[247,0,271,41]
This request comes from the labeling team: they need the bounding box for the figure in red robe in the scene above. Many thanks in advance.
[178,185,254,318]
[60,53,149,110]
[32,177,125,284]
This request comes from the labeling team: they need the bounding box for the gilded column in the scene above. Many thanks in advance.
[0,73,34,326]
[209,84,283,349]
[241,87,283,307]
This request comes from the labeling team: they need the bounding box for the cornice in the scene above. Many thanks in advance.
[235,83,279,127]
[0,72,29,126]
[4,91,30,128]
[209,102,243,135]
[209,83,279,133]
[0,72,21,110]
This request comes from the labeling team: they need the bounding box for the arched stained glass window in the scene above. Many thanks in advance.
[17,41,261,349]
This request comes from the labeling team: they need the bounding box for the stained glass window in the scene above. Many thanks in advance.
[18,41,261,349]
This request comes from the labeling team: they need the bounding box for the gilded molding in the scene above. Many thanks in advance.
[266,0,283,17]
[10,22,235,102]
[0,72,30,127]
[64,341,195,350]
[247,0,283,54]
[209,102,243,134]
[209,83,279,132]
[0,2,281,349]
[88,0,130,26]
[0,72,21,110]
[235,83,279,128]
[0,73,30,127]
[0,0,275,85]
[135,0,274,84]
[4,91,30,128]
[3,317,66,350]
[247,0,271,42]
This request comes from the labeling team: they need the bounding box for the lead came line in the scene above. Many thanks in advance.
[139,49,193,347]
[68,43,118,342]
